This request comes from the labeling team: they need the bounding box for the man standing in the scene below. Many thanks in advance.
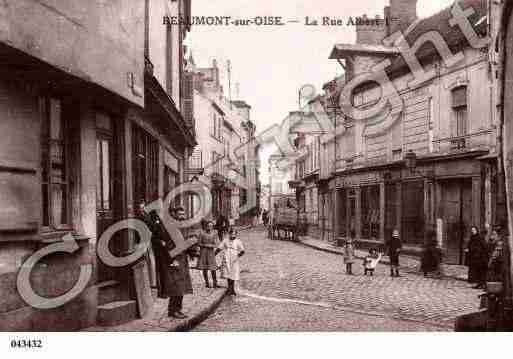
[144,203,194,319]
[166,206,195,319]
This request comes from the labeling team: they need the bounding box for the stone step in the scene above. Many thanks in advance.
[97,280,129,306]
[97,300,137,327]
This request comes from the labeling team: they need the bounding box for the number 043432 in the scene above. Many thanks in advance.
[10,339,42,348]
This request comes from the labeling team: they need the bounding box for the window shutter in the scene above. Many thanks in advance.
[182,72,194,128]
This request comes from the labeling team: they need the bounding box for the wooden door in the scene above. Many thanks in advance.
[441,179,473,265]
[401,181,424,245]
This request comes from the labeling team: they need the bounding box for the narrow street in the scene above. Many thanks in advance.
[196,227,481,331]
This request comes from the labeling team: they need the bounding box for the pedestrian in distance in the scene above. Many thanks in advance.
[197,221,219,288]
[216,228,245,295]
[343,236,356,275]
[215,214,228,243]
[363,248,382,276]
[467,225,488,289]
[421,230,442,278]
[386,229,402,277]
[487,226,507,283]
[262,209,269,227]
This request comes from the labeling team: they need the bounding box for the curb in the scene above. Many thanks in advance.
[297,239,468,283]
[173,289,228,332]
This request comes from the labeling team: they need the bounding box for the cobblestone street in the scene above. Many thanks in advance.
[196,227,482,331]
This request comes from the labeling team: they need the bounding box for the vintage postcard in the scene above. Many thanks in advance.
[1,1,513,352]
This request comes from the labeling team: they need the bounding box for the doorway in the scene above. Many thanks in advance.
[440,178,473,265]
[96,113,123,282]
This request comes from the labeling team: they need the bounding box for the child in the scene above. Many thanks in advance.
[385,229,402,277]
[363,248,382,276]
[216,229,245,295]
[343,238,356,275]
[197,221,219,288]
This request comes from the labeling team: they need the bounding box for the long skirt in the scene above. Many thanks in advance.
[197,247,217,271]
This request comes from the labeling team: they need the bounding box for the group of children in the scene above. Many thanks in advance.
[343,238,383,276]
[196,221,245,296]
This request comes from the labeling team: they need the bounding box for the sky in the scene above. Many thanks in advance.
[186,0,456,184]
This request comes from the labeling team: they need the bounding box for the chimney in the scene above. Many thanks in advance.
[355,13,387,45]
[388,0,418,34]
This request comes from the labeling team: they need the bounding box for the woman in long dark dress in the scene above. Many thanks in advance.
[421,230,442,277]
[467,226,489,289]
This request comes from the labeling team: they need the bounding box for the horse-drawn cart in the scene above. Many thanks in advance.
[269,207,307,242]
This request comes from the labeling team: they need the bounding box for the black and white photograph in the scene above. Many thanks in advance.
[1,0,513,356]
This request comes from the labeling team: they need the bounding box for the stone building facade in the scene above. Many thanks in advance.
[318,0,505,263]
[0,0,195,330]
[187,58,260,224]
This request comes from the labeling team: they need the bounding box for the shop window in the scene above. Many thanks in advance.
[41,97,71,229]
[361,186,380,239]
[385,183,398,236]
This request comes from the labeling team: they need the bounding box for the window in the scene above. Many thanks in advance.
[96,138,111,211]
[451,86,468,149]
[165,21,173,95]
[297,160,305,179]
[240,188,248,208]
[96,113,113,213]
[41,97,71,229]
[428,97,434,152]
[211,151,222,175]
[164,166,180,207]
[210,111,224,141]
[132,125,159,205]
[211,113,217,137]
[352,85,381,108]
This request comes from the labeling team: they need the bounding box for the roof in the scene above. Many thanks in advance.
[329,43,400,59]
[385,0,487,77]
[330,0,487,79]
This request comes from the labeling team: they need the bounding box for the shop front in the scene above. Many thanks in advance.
[329,152,494,263]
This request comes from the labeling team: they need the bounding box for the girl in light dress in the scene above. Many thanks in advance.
[216,229,245,295]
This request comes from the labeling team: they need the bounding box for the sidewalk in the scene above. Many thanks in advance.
[84,270,226,332]
[298,235,468,282]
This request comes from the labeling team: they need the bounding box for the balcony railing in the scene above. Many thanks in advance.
[433,129,494,153]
